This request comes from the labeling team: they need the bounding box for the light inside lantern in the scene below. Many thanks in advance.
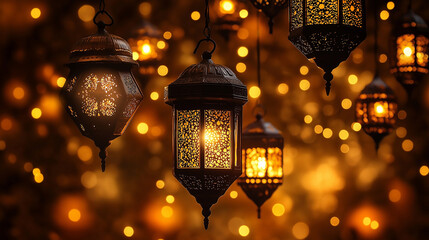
[220,0,235,14]
[396,34,429,72]
[244,147,283,179]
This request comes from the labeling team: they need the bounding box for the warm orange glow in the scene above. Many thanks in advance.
[219,0,235,14]
[403,47,412,57]
[68,209,81,222]
[123,226,134,237]
[374,102,387,117]
[78,5,95,22]
[31,8,41,19]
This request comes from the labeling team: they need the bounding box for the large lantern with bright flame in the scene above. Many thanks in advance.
[288,0,366,95]
[61,23,143,172]
[164,51,247,229]
[390,9,429,94]
[212,0,248,40]
[237,112,283,218]
[248,0,288,33]
[355,76,397,150]
[128,21,167,76]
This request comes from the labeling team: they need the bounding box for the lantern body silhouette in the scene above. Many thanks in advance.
[62,28,143,171]
[165,52,247,229]
[288,0,366,95]
[237,114,283,218]
[390,10,429,94]
[128,21,167,76]
[248,0,288,33]
[212,0,247,40]
[355,76,397,150]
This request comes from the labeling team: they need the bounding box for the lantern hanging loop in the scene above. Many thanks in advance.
[373,0,379,77]
[193,0,217,57]
[93,0,114,29]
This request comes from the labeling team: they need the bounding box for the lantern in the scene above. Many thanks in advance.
[61,21,143,171]
[237,111,283,218]
[390,9,429,94]
[212,0,248,40]
[248,0,287,34]
[164,51,247,229]
[128,21,167,76]
[288,0,366,95]
[355,76,397,150]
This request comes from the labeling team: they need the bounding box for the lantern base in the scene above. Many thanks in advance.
[175,170,241,229]
[95,141,111,172]
[237,179,282,218]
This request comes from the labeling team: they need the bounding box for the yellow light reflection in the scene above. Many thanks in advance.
[292,222,309,239]
[330,216,340,226]
[277,83,289,94]
[238,225,250,237]
[239,9,248,19]
[272,203,285,217]
[156,180,165,189]
[220,0,235,14]
[230,191,238,199]
[78,5,95,22]
[249,86,261,98]
[68,209,81,222]
[166,195,175,204]
[191,11,200,21]
[31,8,41,19]
[420,165,429,176]
[123,226,134,237]
[403,47,412,57]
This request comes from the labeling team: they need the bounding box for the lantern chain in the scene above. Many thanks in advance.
[254,10,266,119]
[93,0,114,29]
[373,0,379,76]
[194,0,216,56]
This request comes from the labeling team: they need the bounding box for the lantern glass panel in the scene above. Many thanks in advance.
[342,0,363,27]
[204,109,232,169]
[417,36,429,67]
[306,0,338,25]
[397,34,416,66]
[290,0,303,30]
[177,109,201,169]
[267,147,282,177]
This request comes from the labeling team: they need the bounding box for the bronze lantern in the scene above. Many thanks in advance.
[248,0,288,34]
[237,111,283,218]
[212,0,248,40]
[355,76,397,150]
[288,0,366,95]
[61,22,143,172]
[165,51,247,229]
[128,20,167,76]
[390,8,429,94]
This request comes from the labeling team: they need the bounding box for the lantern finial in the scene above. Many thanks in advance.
[323,72,333,96]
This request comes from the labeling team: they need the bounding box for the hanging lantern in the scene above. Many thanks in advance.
[390,9,429,94]
[212,0,248,40]
[248,0,287,34]
[165,48,248,229]
[288,0,366,95]
[355,76,397,150]
[128,21,167,76]
[237,110,283,218]
[61,14,143,171]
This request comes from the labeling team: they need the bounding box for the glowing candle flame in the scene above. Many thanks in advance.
[403,47,412,57]
[220,0,235,14]
[374,102,387,117]
[142,44,152,55]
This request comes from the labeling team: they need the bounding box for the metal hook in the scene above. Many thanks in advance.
[193,38,216,55]
[93,10,114,27]
[252,103,266,120]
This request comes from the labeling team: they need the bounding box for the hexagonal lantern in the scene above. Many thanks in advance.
[355,76,397,150]
[61,25,143,172]
[390,9,429,95]
[248,0,288,33]
[289,0,366,95]
[237,112,283,218]
[165,51,247,229]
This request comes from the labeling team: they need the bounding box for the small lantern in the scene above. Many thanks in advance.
[390,9,429,94]
[61,22,143,171]
[128,21,167,76]
[165,51,247,229]
[288,0,366,95]
[248,0,287,34]
[355,76,397,150]
[212,0,248,40]
[237,111,283,218]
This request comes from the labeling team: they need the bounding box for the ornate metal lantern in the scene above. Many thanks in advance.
[248,0,287,34]
[237,111,283,218]
[288,0,366,95]
[128,21,167,76]
[212,0,248,40]
[355,76,397,150]
[61,13,143,171]
[165,50,247,229]
[390,8,429,94]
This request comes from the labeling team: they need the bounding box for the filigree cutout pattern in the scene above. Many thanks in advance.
[306,0,338,25]
[204,109,232,169]
[177,110,201,169]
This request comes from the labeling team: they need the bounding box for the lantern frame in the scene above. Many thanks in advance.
[165,51,247,229]
[62,23,143,171]
[355,76,397,150]
[248,0,288,33]
[390,9,429,94]
[212,0,248,40]
[288,0,366,95]
[237,112,283,218]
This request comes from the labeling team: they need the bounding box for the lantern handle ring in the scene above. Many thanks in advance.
[93,10,114,28]
[252,103,266,120]
[193,38,216,56]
